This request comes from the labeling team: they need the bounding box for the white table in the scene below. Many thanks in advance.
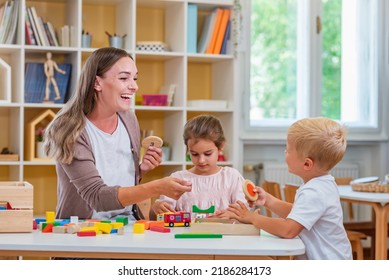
[338,185,389,260]
[0,226,305,260]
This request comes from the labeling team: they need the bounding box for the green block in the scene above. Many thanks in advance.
[174,233,222,239]
[192,205,215,214]
[116,217,128,225]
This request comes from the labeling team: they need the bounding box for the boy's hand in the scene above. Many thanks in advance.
[227,200,261,224]
[247,187,267,207]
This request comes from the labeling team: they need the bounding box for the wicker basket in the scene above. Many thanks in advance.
[351,180,389,193]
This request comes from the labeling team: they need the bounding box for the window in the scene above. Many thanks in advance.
[246,0,387,133]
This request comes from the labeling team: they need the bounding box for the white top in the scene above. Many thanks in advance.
[86,118,136,220]
[288,175,352,260]
[0,226,305,258]
[338,185,389,205]
[157,167,248,213]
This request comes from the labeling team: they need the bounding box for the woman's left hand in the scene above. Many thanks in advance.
[140,146,162,174]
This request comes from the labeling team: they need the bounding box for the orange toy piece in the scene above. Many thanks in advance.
[243,179,258,201]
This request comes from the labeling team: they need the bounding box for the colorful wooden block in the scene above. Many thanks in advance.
[111,222,124,229]
[150,226,170,233]
[174,233,223,239]
[52,226,67,233]
[66,225,80,234]
[46,211,55,223]
[96,222,113,234]
[133,223,145,234]
[77,231,96,237]
[116,217,128,225]
[42,223,54,233]
[117,227,124,235]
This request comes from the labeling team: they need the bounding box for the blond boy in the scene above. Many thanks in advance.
[227,117,352,260]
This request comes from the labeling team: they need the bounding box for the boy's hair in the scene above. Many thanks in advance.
[183,115,225,149]
[287,117,347,172]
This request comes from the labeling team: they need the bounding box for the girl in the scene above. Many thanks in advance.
[151,114,247,218]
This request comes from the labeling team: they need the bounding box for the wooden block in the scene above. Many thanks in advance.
[0,154,19,161]
[135,220,151,230]
[148,221,164,228]
[66,225,80,234]
[150,226,170,233]
[133,223,145,234]
[96,222,113,234]
[175,233,222,239]
[52,226,67,233]
[42,223,54,233]
[112,222,124,229]
[117,226,124,235]
[46,211,55,223]
[116,217,128,225]
[77,231,96,237]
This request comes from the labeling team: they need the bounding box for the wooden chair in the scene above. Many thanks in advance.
[283,184,299,203]
[262,180,282,217]
[347,230,367,260]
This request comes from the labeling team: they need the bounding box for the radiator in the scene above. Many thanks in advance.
[261,161,359,187]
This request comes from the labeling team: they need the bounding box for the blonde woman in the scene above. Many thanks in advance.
[45,47,191,220]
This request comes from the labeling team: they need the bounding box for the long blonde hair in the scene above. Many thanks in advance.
[44,47,133,164]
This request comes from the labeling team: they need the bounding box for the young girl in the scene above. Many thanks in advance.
[151,114,247,219]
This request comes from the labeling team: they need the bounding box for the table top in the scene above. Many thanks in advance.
[338,185,389,205]
[0,225,305,258]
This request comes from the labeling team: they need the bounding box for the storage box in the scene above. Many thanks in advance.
[0,182,33,233]
[187,99,228,109]
[142,94,168,106]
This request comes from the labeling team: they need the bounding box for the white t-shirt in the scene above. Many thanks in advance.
[85,118,136,220]
[287,174,352,260]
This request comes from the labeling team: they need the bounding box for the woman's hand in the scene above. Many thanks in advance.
[157,177,192,200]
[140,146,162,175]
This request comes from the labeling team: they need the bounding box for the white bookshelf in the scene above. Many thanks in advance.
[0,0,237,215]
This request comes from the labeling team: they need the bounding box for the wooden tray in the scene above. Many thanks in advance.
[351,182,389,193]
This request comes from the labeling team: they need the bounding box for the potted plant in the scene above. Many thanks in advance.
[35,127,47,158]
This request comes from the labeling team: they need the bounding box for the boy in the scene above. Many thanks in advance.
[227,117,352,259]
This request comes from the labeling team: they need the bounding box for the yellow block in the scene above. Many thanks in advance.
[133,223,145,234]
[46,211,55,223]
[80,226,98,233]
[112,222,124,229]
[96,222,113,234]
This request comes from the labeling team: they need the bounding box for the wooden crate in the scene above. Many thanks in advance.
[191,218,260,236]
[0,182,33,233]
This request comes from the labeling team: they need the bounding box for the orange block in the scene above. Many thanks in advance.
[148,221,164,228]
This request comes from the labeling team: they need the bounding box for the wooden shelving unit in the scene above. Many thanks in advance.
[0,0,237,216]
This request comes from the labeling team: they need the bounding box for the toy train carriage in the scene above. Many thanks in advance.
[157,211,191,227]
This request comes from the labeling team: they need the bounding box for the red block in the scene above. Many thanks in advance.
[77,231,96,237]
[42,223,53,233]
[150,226,170,233]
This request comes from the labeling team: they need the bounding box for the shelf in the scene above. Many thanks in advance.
[0,0,237,216]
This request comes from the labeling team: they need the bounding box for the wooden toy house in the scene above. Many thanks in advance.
[25,109,56,161]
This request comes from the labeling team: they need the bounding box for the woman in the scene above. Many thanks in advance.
[44,47,192,220]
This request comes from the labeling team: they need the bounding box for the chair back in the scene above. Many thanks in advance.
[335,177,354,220]
[262,180,282,217]
[283,184,299,203]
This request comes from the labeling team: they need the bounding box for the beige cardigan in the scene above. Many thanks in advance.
[55,110,141,219]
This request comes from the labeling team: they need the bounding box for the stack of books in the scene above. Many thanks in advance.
[194,7,232,55]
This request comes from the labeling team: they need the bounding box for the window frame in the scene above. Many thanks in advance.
[240,0,389,142]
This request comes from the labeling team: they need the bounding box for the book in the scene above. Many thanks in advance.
[187,3,197,53]
[25,62,72,104]
[46,22,59,47]
[25,8,37,45]
[220,19,231,55]
[30,6,48,46]
[197,9,217,54]
[27,7,42,46]
[205,8,223,54]
[0,1,11,43]
[213,9,230,54]
[5,0,19,44]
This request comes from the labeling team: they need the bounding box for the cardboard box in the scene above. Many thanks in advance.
[0,182,33,233]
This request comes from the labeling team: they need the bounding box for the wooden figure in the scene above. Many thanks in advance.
[44,52,66,102]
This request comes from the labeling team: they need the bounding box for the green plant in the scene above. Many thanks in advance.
[35,127,45,142]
